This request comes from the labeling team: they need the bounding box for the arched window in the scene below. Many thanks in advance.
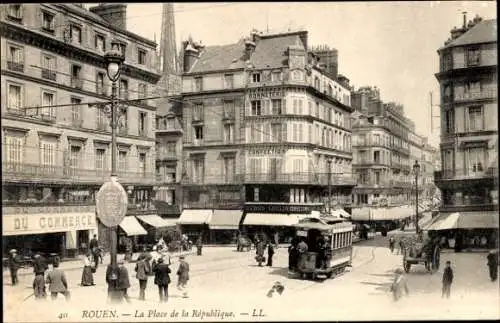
[328,84,333,97]
[314,76,320,89]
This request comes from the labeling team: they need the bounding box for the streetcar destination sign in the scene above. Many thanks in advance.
[95,178,129,227]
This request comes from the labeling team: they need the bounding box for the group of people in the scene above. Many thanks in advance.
[254,237,275,267]
[287,236,329,272]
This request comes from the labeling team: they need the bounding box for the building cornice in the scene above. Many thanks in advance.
[182,68,245,77]
[0,21,161,84]
[181,88,246,97]
[435,65,497,81]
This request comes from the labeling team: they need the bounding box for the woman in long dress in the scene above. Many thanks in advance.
[81,253,95,286]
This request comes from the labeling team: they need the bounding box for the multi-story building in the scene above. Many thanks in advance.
[177,30,356,242]
[350,86,438,225]
[433,15,498,249]
[1,4,161,257]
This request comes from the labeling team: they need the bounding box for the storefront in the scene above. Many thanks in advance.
[2,205,97,258]
[177,209,212,243]
[207,210,243,244]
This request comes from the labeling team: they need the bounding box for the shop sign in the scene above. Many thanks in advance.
[2,205,95,215]
[2,212,96,236]
[244,204,312,214]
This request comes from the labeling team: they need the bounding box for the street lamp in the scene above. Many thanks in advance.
[413,160,421,235]
[103,40,125,302]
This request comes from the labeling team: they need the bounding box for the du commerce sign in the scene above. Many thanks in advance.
[2,205,96,236]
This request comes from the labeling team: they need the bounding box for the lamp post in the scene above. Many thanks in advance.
[327,158,332,214]
[103,41,125,302]
[413,160,421,234]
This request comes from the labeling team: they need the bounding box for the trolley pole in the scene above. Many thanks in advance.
[327,159,332,214]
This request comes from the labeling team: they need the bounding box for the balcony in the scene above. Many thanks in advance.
[71,77,83,89]
[182,174,244,186]
[156,174,177,184]
[41,68,56,81]
[439,203,498,213]
[7,61,24,72]
[156,152,178,161]
[71,119,84,128]
[244,172,357,186]
[138,129,147,137]
[39,113,56,123]
[182,201,243,210]
[6,108,26,116]
[96,87,107,96]
[156,117,183,135]
[118,127,128,136]
[454,89,497,102]
[2,162,156,185]
[96,122,108,131]
[434,168,497,189]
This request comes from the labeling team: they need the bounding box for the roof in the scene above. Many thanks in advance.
[250,34,304,69]
[441,19,497,50]
[189,39,247,73]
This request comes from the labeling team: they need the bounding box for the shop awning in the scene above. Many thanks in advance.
[425,212,460,231]
[351,207,371,221]
[243,213,298,226]
[178,209,212,225]
[457,211,499,229]
[208,210,243,230]
[337,209,351,218]
[119,216,147,236]
[137,214,176,228]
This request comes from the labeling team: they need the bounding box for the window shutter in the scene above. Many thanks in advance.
[265,123,271,142]
[282,123,287,142]
[281,98,287,114]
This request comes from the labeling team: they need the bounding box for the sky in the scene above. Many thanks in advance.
[90,1,496,147]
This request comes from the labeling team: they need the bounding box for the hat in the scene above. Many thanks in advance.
[157,257,164,263]
[117,259,125,265]
[179,255,185,260]
[9,249,17,254]
[394,268,404,274]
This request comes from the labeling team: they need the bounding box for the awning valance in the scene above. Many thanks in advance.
[351,207,371,221]
[424,211,498,230]
[337,209,351,218]
[208,210,243,230]
[119,216,147,236]
[137,214,176,228]
[178,209,212,225]
[243,213,298,226]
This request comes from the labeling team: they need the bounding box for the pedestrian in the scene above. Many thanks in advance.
[117,259,131,303]
[397,238,405,256]
[153,257,171,302]
[177,256,190,298]
[274,232,280,248]
[297,238,308,254]
[266,243,275,267]
[487,250,498,282]
[255,238,265,267]
[45,262,70,301]
[196,235,203,256]
[80,253,95,286]
[390,268,409,302]
[8,249,22,286]
[89,235,99,269]
[135,254,151,301]
[441,260,453,298]
[124,238,133,262]
[389,236,395,254]
[32,253,48,299]
[288,237,299,273]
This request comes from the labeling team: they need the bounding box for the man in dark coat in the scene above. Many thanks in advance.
[442,261,454,298]
[196,236,203,256]
[487,250,498,282]
[89,235,99,269]
[177,256,190,298]
[255,239,265,267]
[117,260,131,303]
[135,255,151,301]
[266,243,275,267]
[8,249,21,286]
[153,257,171,302]
[33,253,48,299]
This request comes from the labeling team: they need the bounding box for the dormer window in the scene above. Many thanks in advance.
[8,5,22,20]
[95,34,105,52]
[252,73,261,83]
[70,25,82,44]
[138,49,147,65]
[42,11,55,33]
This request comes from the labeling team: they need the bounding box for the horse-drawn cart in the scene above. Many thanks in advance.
[402,234,441,274]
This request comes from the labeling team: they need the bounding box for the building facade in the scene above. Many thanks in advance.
[434,15,498,249]
[177,30,356,241]
[1,4,161,256]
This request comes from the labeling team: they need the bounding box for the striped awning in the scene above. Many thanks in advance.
[208,210,243,230]
[178,209,212,225]
[243,213,298,226]
[119,216,147,236]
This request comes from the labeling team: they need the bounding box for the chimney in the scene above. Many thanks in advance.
[462,11,467,29]
[182,42,199,72]
[244,38,256,60]
[89,4,127,30]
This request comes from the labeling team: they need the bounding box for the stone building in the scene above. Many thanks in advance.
[432,14,498,249]
[1,4,161,256]
[177,30,356,242]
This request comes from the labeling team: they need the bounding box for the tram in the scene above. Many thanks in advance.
[289,217,354,280]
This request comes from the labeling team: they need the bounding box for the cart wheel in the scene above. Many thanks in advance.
[404,261,411,273]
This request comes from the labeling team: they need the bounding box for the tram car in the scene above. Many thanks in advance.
[289,217,354,280]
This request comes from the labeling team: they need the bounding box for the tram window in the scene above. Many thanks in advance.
[342,232,345,248]
[337,233,340,249]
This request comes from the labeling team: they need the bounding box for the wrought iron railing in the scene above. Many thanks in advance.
[2,162,156,184]
[181,172,357,186]
[7,61,24,72]
[435,167,498,180]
